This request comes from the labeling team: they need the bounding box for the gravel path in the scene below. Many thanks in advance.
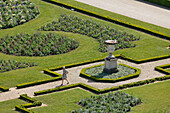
[0,58,169,102]
[75,0,170,29]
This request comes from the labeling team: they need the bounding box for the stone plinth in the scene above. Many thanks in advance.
[103,58,118,73]
[103,40,118,74]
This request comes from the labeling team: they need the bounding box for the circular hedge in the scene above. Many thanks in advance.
[0,32,79,56]
[0,0,40,30]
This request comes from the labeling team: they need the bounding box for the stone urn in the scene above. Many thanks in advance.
[103,40,118,73]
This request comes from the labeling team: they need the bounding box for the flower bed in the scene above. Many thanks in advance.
[0,0,40,30]
[85,64,136,79]
[80,63,140,83]
[0,32,79,56]
[72,91,141,113]
[40,14,140,52]
[0,59,37,73]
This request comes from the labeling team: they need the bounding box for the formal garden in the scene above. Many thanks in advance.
[0,0,169,113]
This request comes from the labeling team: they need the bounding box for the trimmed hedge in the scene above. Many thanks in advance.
[34,62,170,95]
[15,94,42,113]
[34,74,170,95]
[0,85,9,92]
[155,64,170,75]
[120,54,170,64]
[80,63,140,83]
[143,0,170,8]
[42,0,170,40]
[16,54,169,89]
[16,77,62,89]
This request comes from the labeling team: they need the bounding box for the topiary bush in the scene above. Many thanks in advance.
[0,32,79,56]
[0,0,40,30]
[72,91,141,113]
[0,59,37,73]
[40,14,140,52]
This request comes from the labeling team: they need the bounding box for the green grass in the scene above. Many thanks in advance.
[0,99,27,113]
[24,80,169,113]
[0,0,169,88]
[53,0,170,36]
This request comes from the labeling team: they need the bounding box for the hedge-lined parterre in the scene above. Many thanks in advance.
[40,14,140,52]
[0,32,79,56]
[72,91,141,113]
[15,94,42,113]
[85,64,136,79]
[0,59,37,73]
[0,0,40,30]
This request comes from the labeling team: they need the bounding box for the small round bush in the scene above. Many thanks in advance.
[0,0,40,30]
[0,32,79,56]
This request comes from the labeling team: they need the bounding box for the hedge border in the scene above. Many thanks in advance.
[155,64,170,75]
[15,94,42,113]
[34,74,170,95]
[16,54,169,89]
[42,0,170,40]
[80,63,140,83]
[0,85,9,92]
[34,62,170,96]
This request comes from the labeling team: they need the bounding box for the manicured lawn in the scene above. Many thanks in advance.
[0,99,27,113]
[28,80,170,113]
[0,0,169,88]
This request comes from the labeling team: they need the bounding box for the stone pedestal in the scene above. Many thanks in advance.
[103,58,118,73]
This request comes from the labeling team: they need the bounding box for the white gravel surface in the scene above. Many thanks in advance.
[0,58,169,102]
[75,0,170,29]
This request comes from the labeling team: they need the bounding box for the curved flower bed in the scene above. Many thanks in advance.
[0,32,79,56]
[0,0,40,30]
[40,14,140,52]
[0,59,37,73]
[73,91,141,113]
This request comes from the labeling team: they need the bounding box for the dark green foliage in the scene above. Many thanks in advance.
[0,0,40,30]
[72,91,141,113]
[0,32,79,56]
[40,14,140,52]
[0,59,37,73]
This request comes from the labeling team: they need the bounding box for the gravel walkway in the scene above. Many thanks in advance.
[75,0,170,29]
[0,58,169,102]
